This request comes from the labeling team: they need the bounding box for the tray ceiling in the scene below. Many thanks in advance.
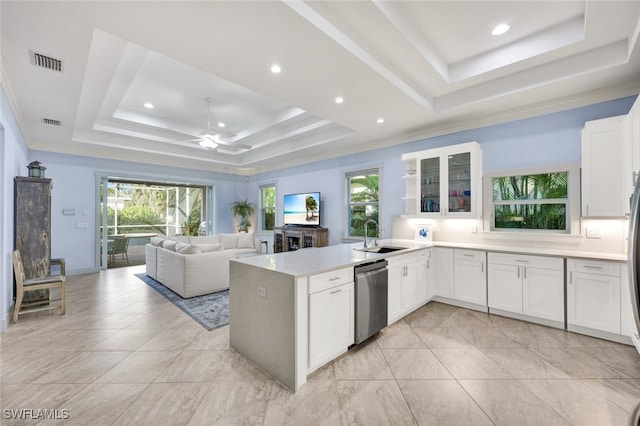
[2,1,639,174]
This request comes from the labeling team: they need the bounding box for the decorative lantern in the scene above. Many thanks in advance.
[27,161,46,178]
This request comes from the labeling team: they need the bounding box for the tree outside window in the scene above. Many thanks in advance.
[492,171,568,231]
[347,169,379,237]
[260,184,276,231]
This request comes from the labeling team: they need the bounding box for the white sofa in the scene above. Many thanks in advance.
[145,233,260,298]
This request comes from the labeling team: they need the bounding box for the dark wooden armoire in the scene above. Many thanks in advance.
[14,176,52,302]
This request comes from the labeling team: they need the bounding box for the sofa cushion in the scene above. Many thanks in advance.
[162,239,178,251]
[150,236,166,247]
[237,233,255,249]
[175,242,202,254]
[190,235,221,245]
[220,233,239,249]
[197,243,223,253]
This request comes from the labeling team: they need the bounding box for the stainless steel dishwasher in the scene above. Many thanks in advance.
[354,260,389,344]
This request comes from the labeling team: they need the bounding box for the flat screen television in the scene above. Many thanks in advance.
[283,192,321,226]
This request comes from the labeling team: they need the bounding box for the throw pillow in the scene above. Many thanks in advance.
[162,239,178,251]
[220,233,238,250]
[175,242,202,254]
[237,233,255,249]
[197,243,223,253]
[150,237,166,247]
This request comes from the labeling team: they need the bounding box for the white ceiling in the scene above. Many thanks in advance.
[2,1,639,175]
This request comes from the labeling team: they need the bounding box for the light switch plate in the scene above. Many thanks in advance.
[586,227,601,238]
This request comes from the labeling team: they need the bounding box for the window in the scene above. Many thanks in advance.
[259,183,276,231]
[485,164,579,233]
[347,168,380,237]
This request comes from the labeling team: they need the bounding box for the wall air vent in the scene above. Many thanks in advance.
[41,118,61,126]
[30,50,64,73]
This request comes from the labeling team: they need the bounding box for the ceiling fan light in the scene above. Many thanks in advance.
[199,139,217,149]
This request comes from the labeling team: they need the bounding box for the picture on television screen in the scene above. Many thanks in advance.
[283,192,320,226]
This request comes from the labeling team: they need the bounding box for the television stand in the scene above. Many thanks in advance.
[273,226,328,253]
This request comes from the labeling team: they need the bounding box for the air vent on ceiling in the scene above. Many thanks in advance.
[41,118,61,126]
[30,50,64,73]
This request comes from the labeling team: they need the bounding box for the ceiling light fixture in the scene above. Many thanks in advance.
[199,138,218,149]
[335,96,344,104]
[271,64,281,73]
[144,102,154,109]
[217,122,225,128]
[491,23,510,36]
[377,118,384,124]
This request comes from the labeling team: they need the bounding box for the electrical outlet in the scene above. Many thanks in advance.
[76,222,89,229]
[471,225,478,234]
[257,287,267,298]
[586,227,601,238]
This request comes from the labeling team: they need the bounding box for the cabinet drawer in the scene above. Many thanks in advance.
[309,267,354,294]
[455,249,486,261]
[387,252,418,267]
[488,252,563,271]
[567,258,621,276]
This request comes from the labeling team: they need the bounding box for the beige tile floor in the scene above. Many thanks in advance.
[2,264,640,425]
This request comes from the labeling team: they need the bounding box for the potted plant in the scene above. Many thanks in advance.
[231,199,256,233]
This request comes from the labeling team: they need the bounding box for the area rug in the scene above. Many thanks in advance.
[134,273,228,331]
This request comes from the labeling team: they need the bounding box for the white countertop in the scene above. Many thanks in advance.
[428,241,628,262]
[232,237,628,278]
[231,239,431,277]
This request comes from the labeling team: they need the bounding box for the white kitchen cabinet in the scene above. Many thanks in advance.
[567,258,621,335]
[620,263,638,339]
[623,96,640,213]
[387,252,421,325]
[488,252,564,325]
[581,115,626,217]
[417,248,431,303]
[308,281,354,370]
[454,249,487,306]
[432,247,454,298]
[401,141,482,218]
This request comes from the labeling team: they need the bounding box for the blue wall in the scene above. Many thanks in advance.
[255,96,637,245]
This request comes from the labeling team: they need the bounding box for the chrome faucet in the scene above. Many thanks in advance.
[363,219,379,248]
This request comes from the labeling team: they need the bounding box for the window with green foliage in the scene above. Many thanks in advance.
[347,168,380,237]
[259,184,276,231]
[491,171,569,231]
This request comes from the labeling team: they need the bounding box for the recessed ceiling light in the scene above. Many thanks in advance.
[377,118,384,124]
[492,24,510,36]
[335,96,344,104]
[270,64,281,73]
[217,122,225,128]
[143,102,154,109]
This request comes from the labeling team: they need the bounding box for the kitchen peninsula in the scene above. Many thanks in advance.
[228,240,431,392]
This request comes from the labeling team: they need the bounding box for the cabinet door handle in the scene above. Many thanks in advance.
[524,267,527,279]
[583,265,603,270]
[481,262,484,273]
[329,276,341,281]
[634,171,639,186]
[330,289,343,294]
[515,259,529,263]
[464,253,474,257]
[517,266,520,279]
[569,271,573,284]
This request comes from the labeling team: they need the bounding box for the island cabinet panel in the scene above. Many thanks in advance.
[308,281,354,370]
[487,252,564,327]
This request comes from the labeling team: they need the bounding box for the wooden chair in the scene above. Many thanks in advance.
[12,250,66,323]
[108,235,129,264]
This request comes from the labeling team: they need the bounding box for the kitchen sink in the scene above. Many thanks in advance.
[354,245,407,254]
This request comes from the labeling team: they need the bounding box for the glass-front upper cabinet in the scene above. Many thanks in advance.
[420,157,440,213]
[402,142,482,218]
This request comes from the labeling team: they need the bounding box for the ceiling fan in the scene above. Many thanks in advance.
[174,97,251,151]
